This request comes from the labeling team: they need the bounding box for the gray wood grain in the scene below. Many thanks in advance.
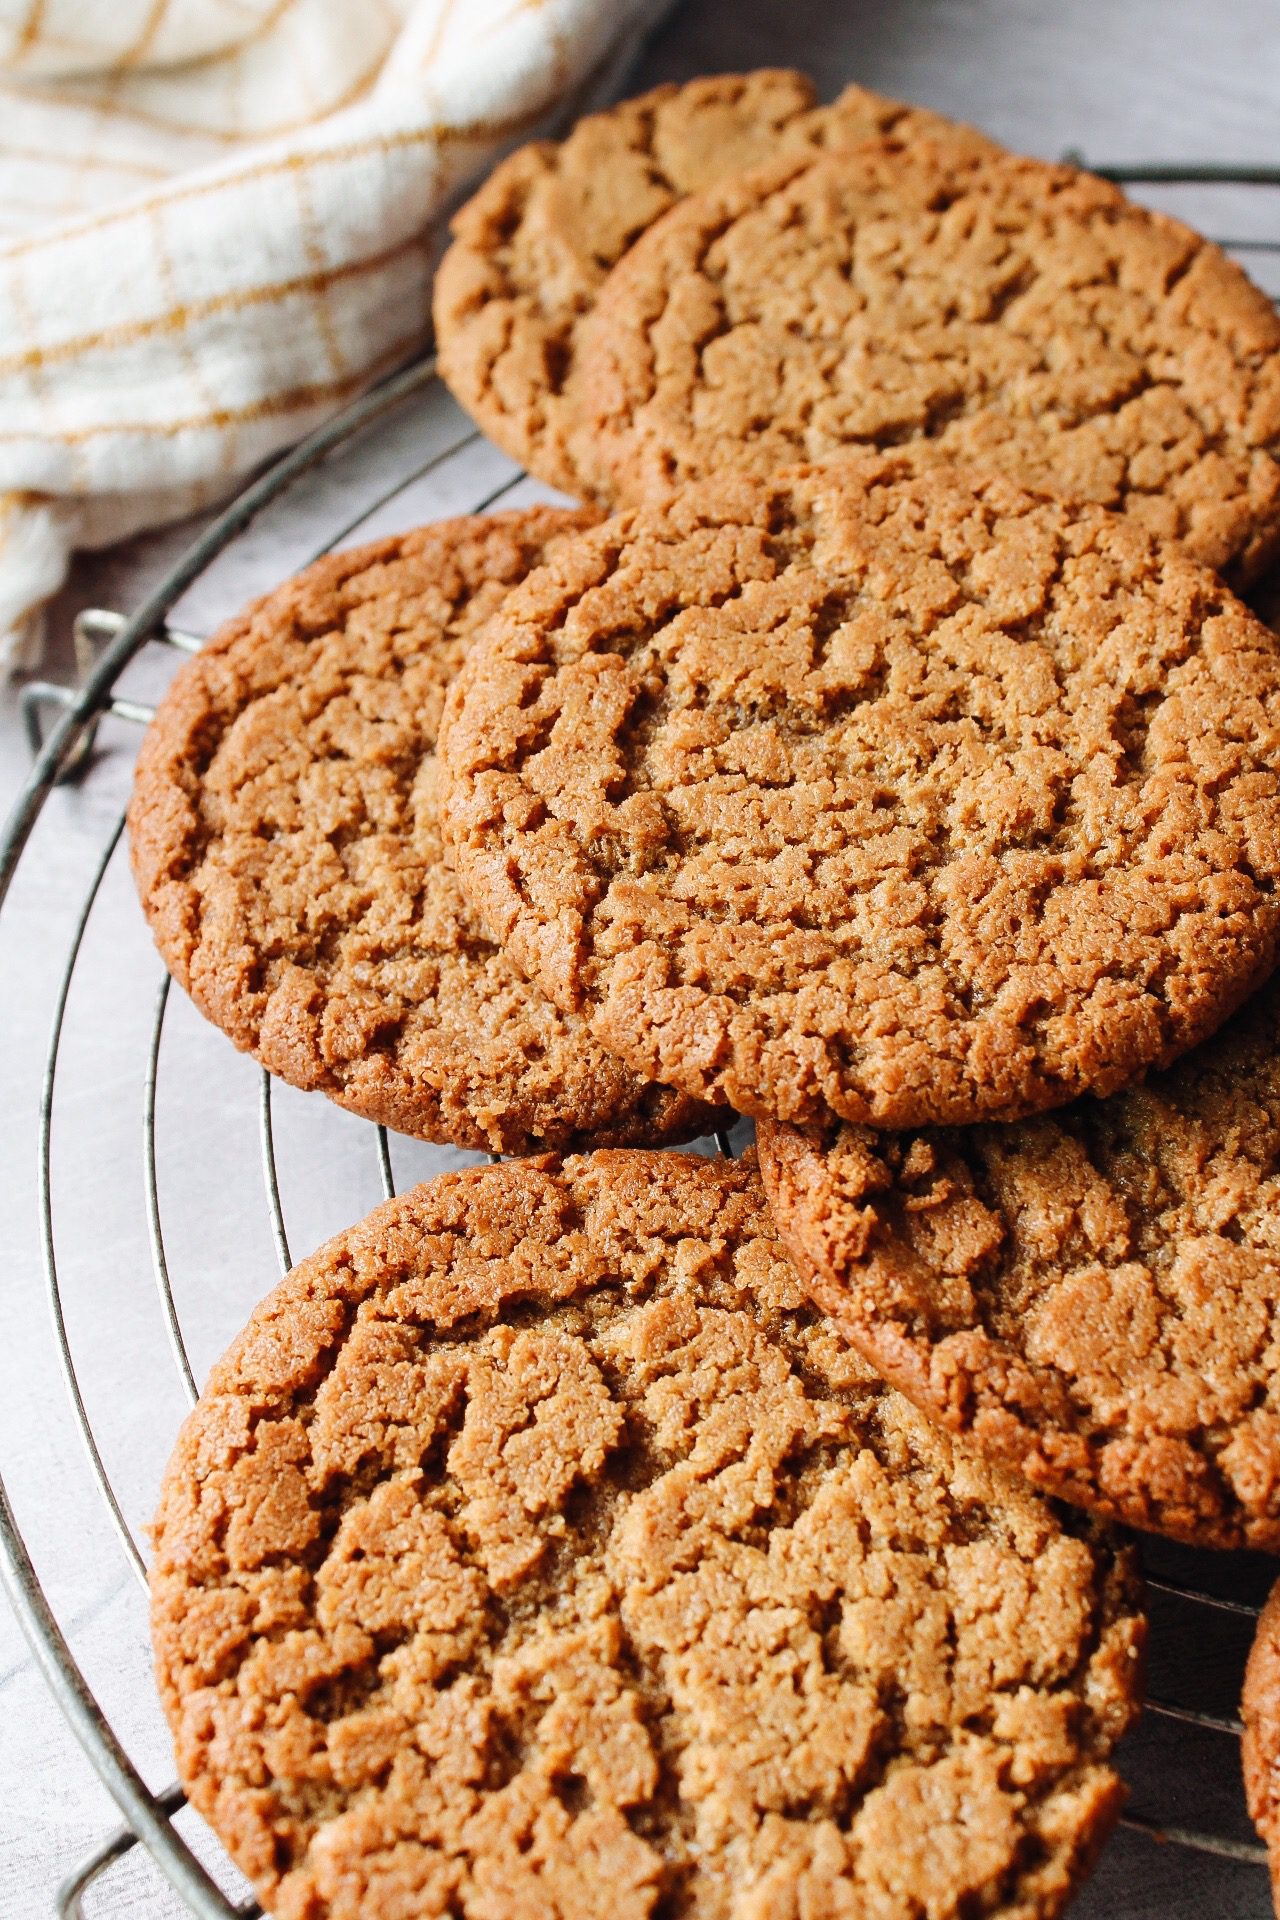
[4,2,1280,1913]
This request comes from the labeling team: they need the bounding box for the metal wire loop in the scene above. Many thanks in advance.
[7,172,1280,1903]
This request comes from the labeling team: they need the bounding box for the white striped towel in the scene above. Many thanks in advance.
[0,0,673,668]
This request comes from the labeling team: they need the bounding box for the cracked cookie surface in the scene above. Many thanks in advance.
[1243,1577,1280,1900]
[579,141,1280,583]
[151,1149,1145,1920]
[433,71,994,496]
[760,970,1280,1550]
[437,464,1280,1130]
[128,510,720,1153]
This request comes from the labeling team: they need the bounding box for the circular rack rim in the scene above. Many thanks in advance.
[5,152,1280,1912]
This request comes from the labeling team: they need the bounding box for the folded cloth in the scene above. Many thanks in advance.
[0,0,673,668]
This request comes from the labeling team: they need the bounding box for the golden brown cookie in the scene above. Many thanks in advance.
[438,463,1280,1131]
[1244,1579,1280,1904]
[579,141,1280,583]
[759,969,1280,1550]
[433,71,993,497]
[151,1149,1145,1920]
[127,510,721,1154]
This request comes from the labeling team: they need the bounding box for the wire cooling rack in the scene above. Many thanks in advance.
[5,156,1280,1920]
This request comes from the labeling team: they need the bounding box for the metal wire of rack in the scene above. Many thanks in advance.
[4,156,1280,1920]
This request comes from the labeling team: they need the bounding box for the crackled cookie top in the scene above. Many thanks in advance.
[759,970,1280,1550]
[1244,1579,1280,1899]
[151,1150,1144,1920]
[128,510,719,1153]
[579,141,1280,582]
[433,71,993,496]
[437,465,1280,1130]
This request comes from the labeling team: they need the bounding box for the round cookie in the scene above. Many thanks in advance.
[151,1149,1145,1920]
[579,141,1280,584]
[1243,1578,1280,1900]
[437,463,1280,1130]
[758,968,1280,1550]
[433,71,994,497]
[128,510,721,1154]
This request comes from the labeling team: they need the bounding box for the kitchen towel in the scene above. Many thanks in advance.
[0,0,672,667]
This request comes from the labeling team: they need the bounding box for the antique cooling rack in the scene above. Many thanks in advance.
[3,156,1280,1920]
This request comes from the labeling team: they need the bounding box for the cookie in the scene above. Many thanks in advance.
[127,510,721,1154]
[151,1149,1145,1920]
[578,141,1280,584]
[758,967,1280,1549]
[1243,1578,1280,1902]
[433,72,994,497]
[438,463,1280,1130]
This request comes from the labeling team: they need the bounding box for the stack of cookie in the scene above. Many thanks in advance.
[131,71,1280,1920]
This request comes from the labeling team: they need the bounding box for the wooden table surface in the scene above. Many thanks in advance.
[4,1,1280,1914]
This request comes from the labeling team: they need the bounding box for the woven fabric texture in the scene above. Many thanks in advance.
[0,0,669,665]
